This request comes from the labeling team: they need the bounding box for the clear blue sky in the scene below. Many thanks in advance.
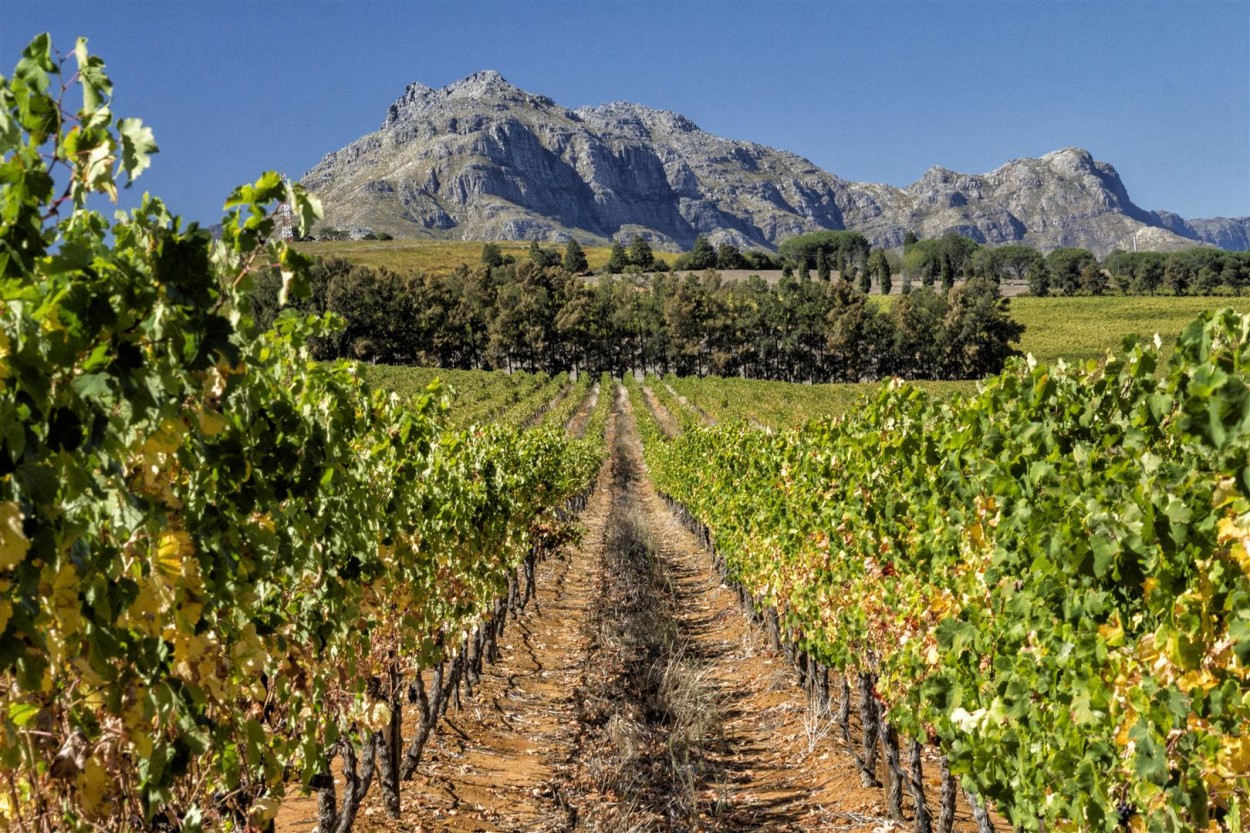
[5,1,1247,225]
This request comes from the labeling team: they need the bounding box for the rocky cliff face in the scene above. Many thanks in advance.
[303,71,1247,256]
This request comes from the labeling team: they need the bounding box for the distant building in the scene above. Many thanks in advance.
[268,173,298,240]
[274,198,296,241]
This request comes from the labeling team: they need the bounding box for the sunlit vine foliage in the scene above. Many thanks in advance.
[0,35,600,831]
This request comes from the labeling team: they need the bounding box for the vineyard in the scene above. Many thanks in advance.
[634,325,1250,832]
[2,35,1248,833]
[0,40,609,832]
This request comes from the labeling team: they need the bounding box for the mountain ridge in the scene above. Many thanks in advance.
[303,71,1249,256]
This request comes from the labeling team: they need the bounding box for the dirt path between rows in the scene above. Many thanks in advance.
[288,386,995,832]
[523,379,575,430]
[663,382,717,426]
[344,407,620,833]
[639,385,681,438]
[603,392,897,831]
[565,382,600,438]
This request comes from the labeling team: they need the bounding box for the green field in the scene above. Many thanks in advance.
[1009,295,1250,365]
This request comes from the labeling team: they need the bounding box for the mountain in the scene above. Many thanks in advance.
[302,71,1247,256]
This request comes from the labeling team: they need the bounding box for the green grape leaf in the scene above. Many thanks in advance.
[117,117,157,184]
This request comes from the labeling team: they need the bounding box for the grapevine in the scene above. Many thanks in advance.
[0,36,602,832]
[640,326,1250,832]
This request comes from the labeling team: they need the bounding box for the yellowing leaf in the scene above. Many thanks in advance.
[1217,516,1242,543]
[75,758,111,816]
[127,574,165,623]
[231,624,267,677]
[1214,477,1239,509]
[128,725,153,759]
[198,408,228,437]
[144,418,185,455]
[0,502,30,570]
[121,693,154,758]
[0,329,10,381]
[1176,669,1217,694]
[155,529,192,581]
[965,521,986,551]
[178,594,203,629]
[1226,538,1250,577]
[51,563,81,633]
[1115,711,1136,747]
[362,701,391,731]
[1099,618,1125,648]
[252,796,281,824]
[68,655,102,687]
[1217,734,1250,778]
[0,599,11,633]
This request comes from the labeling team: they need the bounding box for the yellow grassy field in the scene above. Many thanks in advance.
[293,239,625,274]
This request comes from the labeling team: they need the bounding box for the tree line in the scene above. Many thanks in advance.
[524,228,1250,299]
[252,256,1023,383]
[899,232,1250,296]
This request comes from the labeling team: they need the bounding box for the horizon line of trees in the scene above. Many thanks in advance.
[899,232,1250,296]
[486,229,1250,298]
[253,256,1024,383]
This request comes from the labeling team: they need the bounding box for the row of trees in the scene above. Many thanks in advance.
[522,229,895,287]
[1099,247,1250,295]
[491,229,1250,304]
[254,258,1022,382]
[501,235,788,277]
[901,232,1250,296]
[1014,245,1250,296]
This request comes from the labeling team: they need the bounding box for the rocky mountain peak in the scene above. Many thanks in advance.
[575,101,700,136]
[309,75,1247,255]
[1042,147,1097,171]
[444,69,517,99]
[916,166,957,186]
[382,70,555,128]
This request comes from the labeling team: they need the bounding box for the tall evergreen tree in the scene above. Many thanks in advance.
[629,234,654,269]
[689,235,717,270]
[607,243,627,274]
[871,250,893,295]
[481,242,504,267]
[564,239,589,273]
[1026,259,1051,297]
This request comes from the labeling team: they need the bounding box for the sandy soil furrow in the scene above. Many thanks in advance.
[360,415,618,832]
[663,382,717,426]
[288,387,997,833]
[565,382,600,438]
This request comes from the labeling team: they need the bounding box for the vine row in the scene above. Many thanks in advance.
[633,316,1250,833]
